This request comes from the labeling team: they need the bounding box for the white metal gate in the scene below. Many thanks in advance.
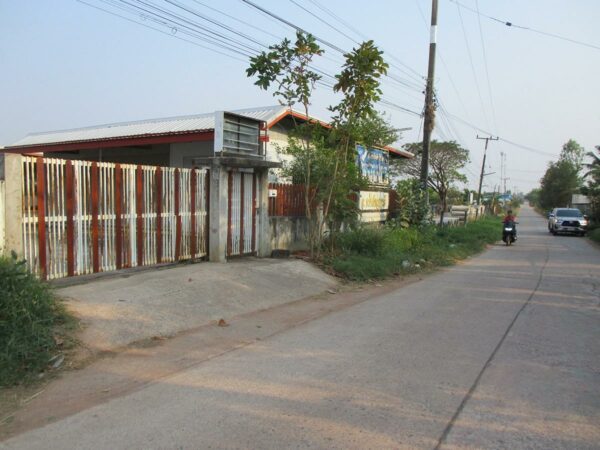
[227,171,256,257]
[21,156,209,280]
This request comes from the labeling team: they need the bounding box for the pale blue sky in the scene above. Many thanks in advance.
[1,0,599,192]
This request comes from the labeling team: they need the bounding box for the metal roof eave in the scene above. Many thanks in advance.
[2,130,215,154]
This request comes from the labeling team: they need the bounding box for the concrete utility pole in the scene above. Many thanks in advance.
[476,135,498,209]
[420,0,439,198]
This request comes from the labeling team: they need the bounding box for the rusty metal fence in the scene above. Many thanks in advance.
[22,156,209,280]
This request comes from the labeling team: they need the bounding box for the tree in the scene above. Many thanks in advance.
[392,140,470,225]
[247,32,323,255]
[583,145,600,221]
[538,139,585,210]
[538,160,580,209]
[560,139,585,173]
[247,34,396,257]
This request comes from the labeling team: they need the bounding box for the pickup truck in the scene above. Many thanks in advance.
[547,208,588,236]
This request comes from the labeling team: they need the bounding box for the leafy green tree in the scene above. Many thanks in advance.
[525,188,541,207]
[583,145,600,222]
[538,139,586,210]
[392,140,470,225]
[247,32,323,255]
[247,35,396,257]
[538,159,580,209]
[560,139,585,173]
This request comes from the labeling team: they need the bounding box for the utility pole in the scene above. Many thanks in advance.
[420,0,439,201]
[476,135,498,212]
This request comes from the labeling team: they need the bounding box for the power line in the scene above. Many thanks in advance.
[474,0,498,133]
[454,1,490,129]
[449,0,600,51]
[442,110,558,157]
[76,0,250,62]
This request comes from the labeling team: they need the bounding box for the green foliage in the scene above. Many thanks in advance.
[392,140,470,223]
[247,32,323,108]
[330,40,388,126]
[393,179,430,227]
[561,139,585,173]
[584,145,600,222]
[588,227,600,244]
[526,188,541,206]
[539,159,580,209]
[0,253,72,386]
[328,217,501,280]
[537,139,585,211]
[247,33,396,258]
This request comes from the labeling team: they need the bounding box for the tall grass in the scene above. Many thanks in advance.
[328,217,501,281]
[0,253,73,386]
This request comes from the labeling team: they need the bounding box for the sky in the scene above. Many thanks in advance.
[1,0,599,193]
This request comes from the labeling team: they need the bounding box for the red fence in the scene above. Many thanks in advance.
[268,183,306,217]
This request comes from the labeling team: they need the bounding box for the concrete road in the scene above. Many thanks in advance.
[3,206,599,449]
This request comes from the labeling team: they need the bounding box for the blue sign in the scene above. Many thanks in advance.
[356,145,389,186]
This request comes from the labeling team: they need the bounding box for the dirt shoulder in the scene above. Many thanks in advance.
[0,271,426,441]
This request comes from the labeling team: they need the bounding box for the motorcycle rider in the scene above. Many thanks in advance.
[503,209,517,240]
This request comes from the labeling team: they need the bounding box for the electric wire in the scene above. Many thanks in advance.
[474,0,499,133]
[454,1,490,130]
[449,0,600,51]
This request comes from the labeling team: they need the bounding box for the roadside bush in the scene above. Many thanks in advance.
[328,217,501,280]
[588,227,600,244]
[333,227,387,257]
[0,253,72,386]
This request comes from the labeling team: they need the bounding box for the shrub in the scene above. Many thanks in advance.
[0,253,72,386]
[333,227,387,257]
[328,217,501,280]
[589,227,600,244]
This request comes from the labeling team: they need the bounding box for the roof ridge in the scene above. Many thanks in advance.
[25,111,216,138]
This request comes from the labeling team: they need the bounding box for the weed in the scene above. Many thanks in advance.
[327,217,501,280]
[0,253,74,387]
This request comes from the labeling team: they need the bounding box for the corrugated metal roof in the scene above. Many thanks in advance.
[8,105,289,148]
[6,105,412,158]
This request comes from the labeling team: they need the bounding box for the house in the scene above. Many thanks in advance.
[1,105,412,280]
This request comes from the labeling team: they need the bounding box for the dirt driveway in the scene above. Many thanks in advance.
[58,258,338,354]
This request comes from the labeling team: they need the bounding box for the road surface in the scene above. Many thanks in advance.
[3,206,599,449]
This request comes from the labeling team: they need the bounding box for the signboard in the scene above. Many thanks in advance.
[268,189,278,198]
[360,211,388,223]
[356,145,389,186]
[358,191,389,211]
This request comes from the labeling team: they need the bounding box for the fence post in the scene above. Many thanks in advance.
[155,167,162,263]
[91,162,100,273]
[135,165,144,267]
[35,156,48,279]
[2,154,24,258]
[190,168,196,259]
[65,160,75,276]
[115,164,123,270]
[174,168,181,260]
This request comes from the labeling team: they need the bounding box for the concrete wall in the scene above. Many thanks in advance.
[170,141,213,168]
[269,216,310,252]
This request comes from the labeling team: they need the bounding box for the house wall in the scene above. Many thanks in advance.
[266,123,293,183]
[169,141,214,168]
[50,144,171,166]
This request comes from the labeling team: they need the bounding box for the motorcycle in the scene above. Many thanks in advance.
[502,221,517,246]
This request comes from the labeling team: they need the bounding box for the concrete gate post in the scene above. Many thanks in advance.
[208,161,229,262]
[2,154,24,257]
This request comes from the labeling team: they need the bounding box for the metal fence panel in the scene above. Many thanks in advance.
[21,157,208,279]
